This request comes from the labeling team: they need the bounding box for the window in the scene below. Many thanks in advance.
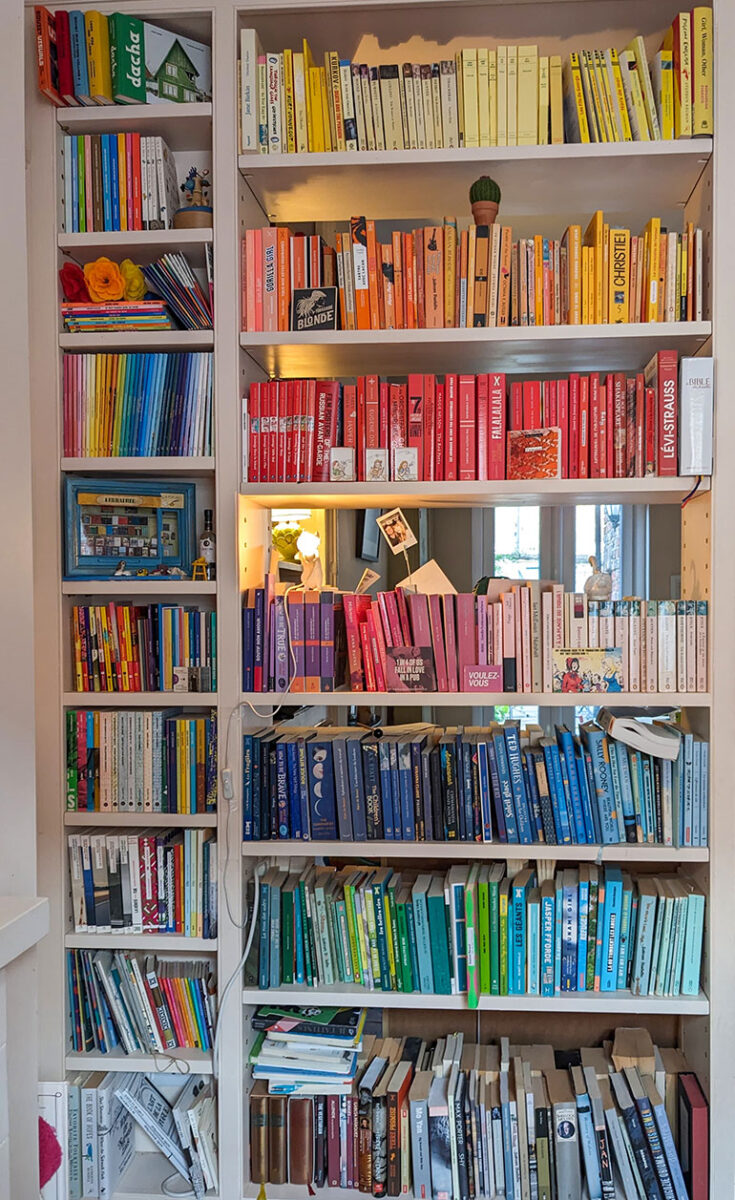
[574,504,623,594]
[166,62,177,77]
[493,507,540,580]
[163,82,177,97]
[183,89,196,102]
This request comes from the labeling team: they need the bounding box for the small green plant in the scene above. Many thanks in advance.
[469,175,501,205]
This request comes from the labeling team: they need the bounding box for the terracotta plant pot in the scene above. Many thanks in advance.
[471,199,499,226]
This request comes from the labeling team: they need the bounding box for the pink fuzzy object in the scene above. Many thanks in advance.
[39,1116,63,1188]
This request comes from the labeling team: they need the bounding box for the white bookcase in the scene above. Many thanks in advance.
[24,1,735,1198]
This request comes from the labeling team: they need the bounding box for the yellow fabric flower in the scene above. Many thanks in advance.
[120,258,147,302]
[83,257,125,302]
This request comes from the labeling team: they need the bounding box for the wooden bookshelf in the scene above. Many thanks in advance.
[64,811,218,827]
[242,840,710,863]
[59,330,214,350]
[240,689,711,707]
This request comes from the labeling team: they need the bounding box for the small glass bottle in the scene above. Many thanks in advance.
[199,508,216,580]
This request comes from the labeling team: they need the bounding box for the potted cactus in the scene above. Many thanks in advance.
[469,175,501,226]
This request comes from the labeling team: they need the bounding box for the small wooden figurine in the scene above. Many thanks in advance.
[173,167,213,228]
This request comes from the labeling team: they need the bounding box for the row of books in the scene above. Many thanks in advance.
[68,829,218,937]
[68,949,215,1055]
[241,579,709,697]
[62,351,213,458]
[52,1070,217,1200]
[247,1016,708,1200]
[65,709,217,814]
[248,860,705,999]
[142,252,214,331]
[241,214,704,333]
[242,719,709,848]
[61,299,175,334]
[71,603,217,694]
[242,353,713,484]
[61,132,179,233]
[239,14,713,153]
[35,8,212,107]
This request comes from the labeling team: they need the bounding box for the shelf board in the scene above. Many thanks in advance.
[57,102,213,151]
[65,811,217,827]
[242,985,709,1014]
[63,691,217,707]
[240,690,709,708]
[59,228,213,252]
[65,932,216,951]
[65,1047,213,1074]
[62,580,216,596]
[242,477,707,510]
[60,330,214,350]
[62,456,215,475]
[239,139,712,222]
[242,840,708,863]
[240,322,712,376]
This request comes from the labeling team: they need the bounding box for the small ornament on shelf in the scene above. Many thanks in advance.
[469,175,501,225]
[173,166,212,228]
[584,555,613,600]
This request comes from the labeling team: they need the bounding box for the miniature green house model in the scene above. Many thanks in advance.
[147,38,204,103]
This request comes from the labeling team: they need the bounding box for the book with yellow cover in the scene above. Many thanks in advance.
[307,66,325,151]
[443,218,457,328]
[604,49,633,141]
[320,67,333,151]
[455,51,465,146]
[506,45,518,146]
[602,221,610,323]
[562,53,589,143]
[594,49,617,142]
[642,217,661,321]
[326,51,345,150]
[461,48,479,148]
[466,226,477,327]
[625,35,661,139]
[302,38,317,148]
[549,56,564,144]
[662,13,692,139]
[517,45,538,145]
[497,46,508,146]
[651,51,674,140]
[690,6,713,136]
[85,11,113,105]
[473,225,490,327]
[292,52,308,151]
[538,56,549,145]
[561,224,582,324]
[584,210,604,324]
[578,51,601,142]
[608,227,630,323]
[282,49,296,152]
[477,48,490,146]
[488,50,498,146]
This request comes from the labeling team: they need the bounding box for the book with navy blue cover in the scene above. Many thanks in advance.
[307,737,338,840]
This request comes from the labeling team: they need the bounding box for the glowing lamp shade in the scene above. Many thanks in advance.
[297,530,323,589]
[296,530,321,560]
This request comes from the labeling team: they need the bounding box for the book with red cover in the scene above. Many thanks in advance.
[613,372,627,478]
[55,9,77,105]
[379,381,389,451]
[644,386,657,475]
[444,374,458,480]
[423,374,436,481]
[365,375,380,460]
[634,374,645,477]
[442,594,458,691]
[368,604,388,690]
[507,429,562,479]
[458,375,476,480]
[645,349,678,476]
[678,1073,708,1200]
[266,381,278,483]
[356,376,366,479]
[568,374,580,479]
[523,380,542,429]
[343,383,357,450]
[343,594,366,690]
[360,619,379,691]
[406,592,432,648]
[435,383,445,480]
[277,381,287,482]
[546,379,558,428]
[578,375,589,478]
[455,593,477,684]
[625,377,637,477]
[558,378,569,478]
[510,381,523,430]
[606,373,615,477]
[428,594,449,691]
[389,383,407,460]
[487,372,506,480]
[304,380,317,482]
[284,380,297,483]
[312,380,340,482]
[248,383,260,482]
[476,373,489,481]
[589,373,602,478]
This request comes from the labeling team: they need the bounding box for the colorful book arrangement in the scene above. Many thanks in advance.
[247,1015,708,1200]
[62,351,213,457]
[241,213,704,332]
[67,949,215,1055]
[142,253,214,331]
[61,300,175,334]
[62,1072,217,1200]
[242,351,712,484]
[65,709,217,814]
[71,603,217,693]
[239,13,713,152]
[241,576,708,696]
[243,720,708,848]
[35,8,212,108]
[247,859,705,999]
[68,829,218,937]
[62,132,181,233]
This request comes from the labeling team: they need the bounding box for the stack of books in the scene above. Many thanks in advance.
[65,708,217,815]
[143,252,214,331]
[243,719,709,848]
[71,603,217,694]
[241,213,704,332]
[247,1025,708,1200]
[67,950,215,1054]
[57,1071,216,1200]
[241,576,708,696]
[249,1005,366,1095]
[63,350,213,458]
[35,8,211,108]
[68,829,218,937]
[239,13,713,152]
[242,351,713,483]
[61,132,181,233]
[61,301,173,333]
[246,860,705,999]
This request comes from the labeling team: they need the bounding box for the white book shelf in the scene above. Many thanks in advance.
[24,0,734,1198]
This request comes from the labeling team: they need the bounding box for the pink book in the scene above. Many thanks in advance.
[85,136,94,231]
[293,379,305,483]
[379,592,403,647]
[247,382,259,482]
[476,594,488,664]
[313,380,340,482]
[475,374,489,481]
[501,592,516,691]
[304,380,316,482]
[523,380,542,429]
[244,228,256,331]
[578,375,589,479]
[546,378,558,428]
[568,373,579,480]
[487,373,506,480]
[359,622,377,691]
[455,593,477,682]
[63,356,70,455]
[423,374,435,481]
[512,588,523,689]
[261,227,278,331]
[428,594,449,691]
[342,595,365,690]
[458,375,476,480]
[558,378,569,478]
[444,374,458,481]
[407,374,423,456]
[366,609,387,691]
[252,228,264,331]
[284,380,297,484]
[394,588,412,645]
[343,383,357,448]
[520,585,532,693]
[406,592,433,647]
[492,601,503,666]
[434,382,445,480]
[365,375,380,454]
[124,133,134,230]
[442,593,458,691]
[277,381,287,482]
[589,373,601,478]
[379,381,389,449]
[510,382,523,430]
[388,383,406,457]
[606,374,615,476]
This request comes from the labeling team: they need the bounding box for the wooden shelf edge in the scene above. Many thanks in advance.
[240,691,710,707]
[242,841,708,862]
[241,987,708,1014]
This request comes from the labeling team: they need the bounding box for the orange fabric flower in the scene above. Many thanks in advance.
[83,257,125,302]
